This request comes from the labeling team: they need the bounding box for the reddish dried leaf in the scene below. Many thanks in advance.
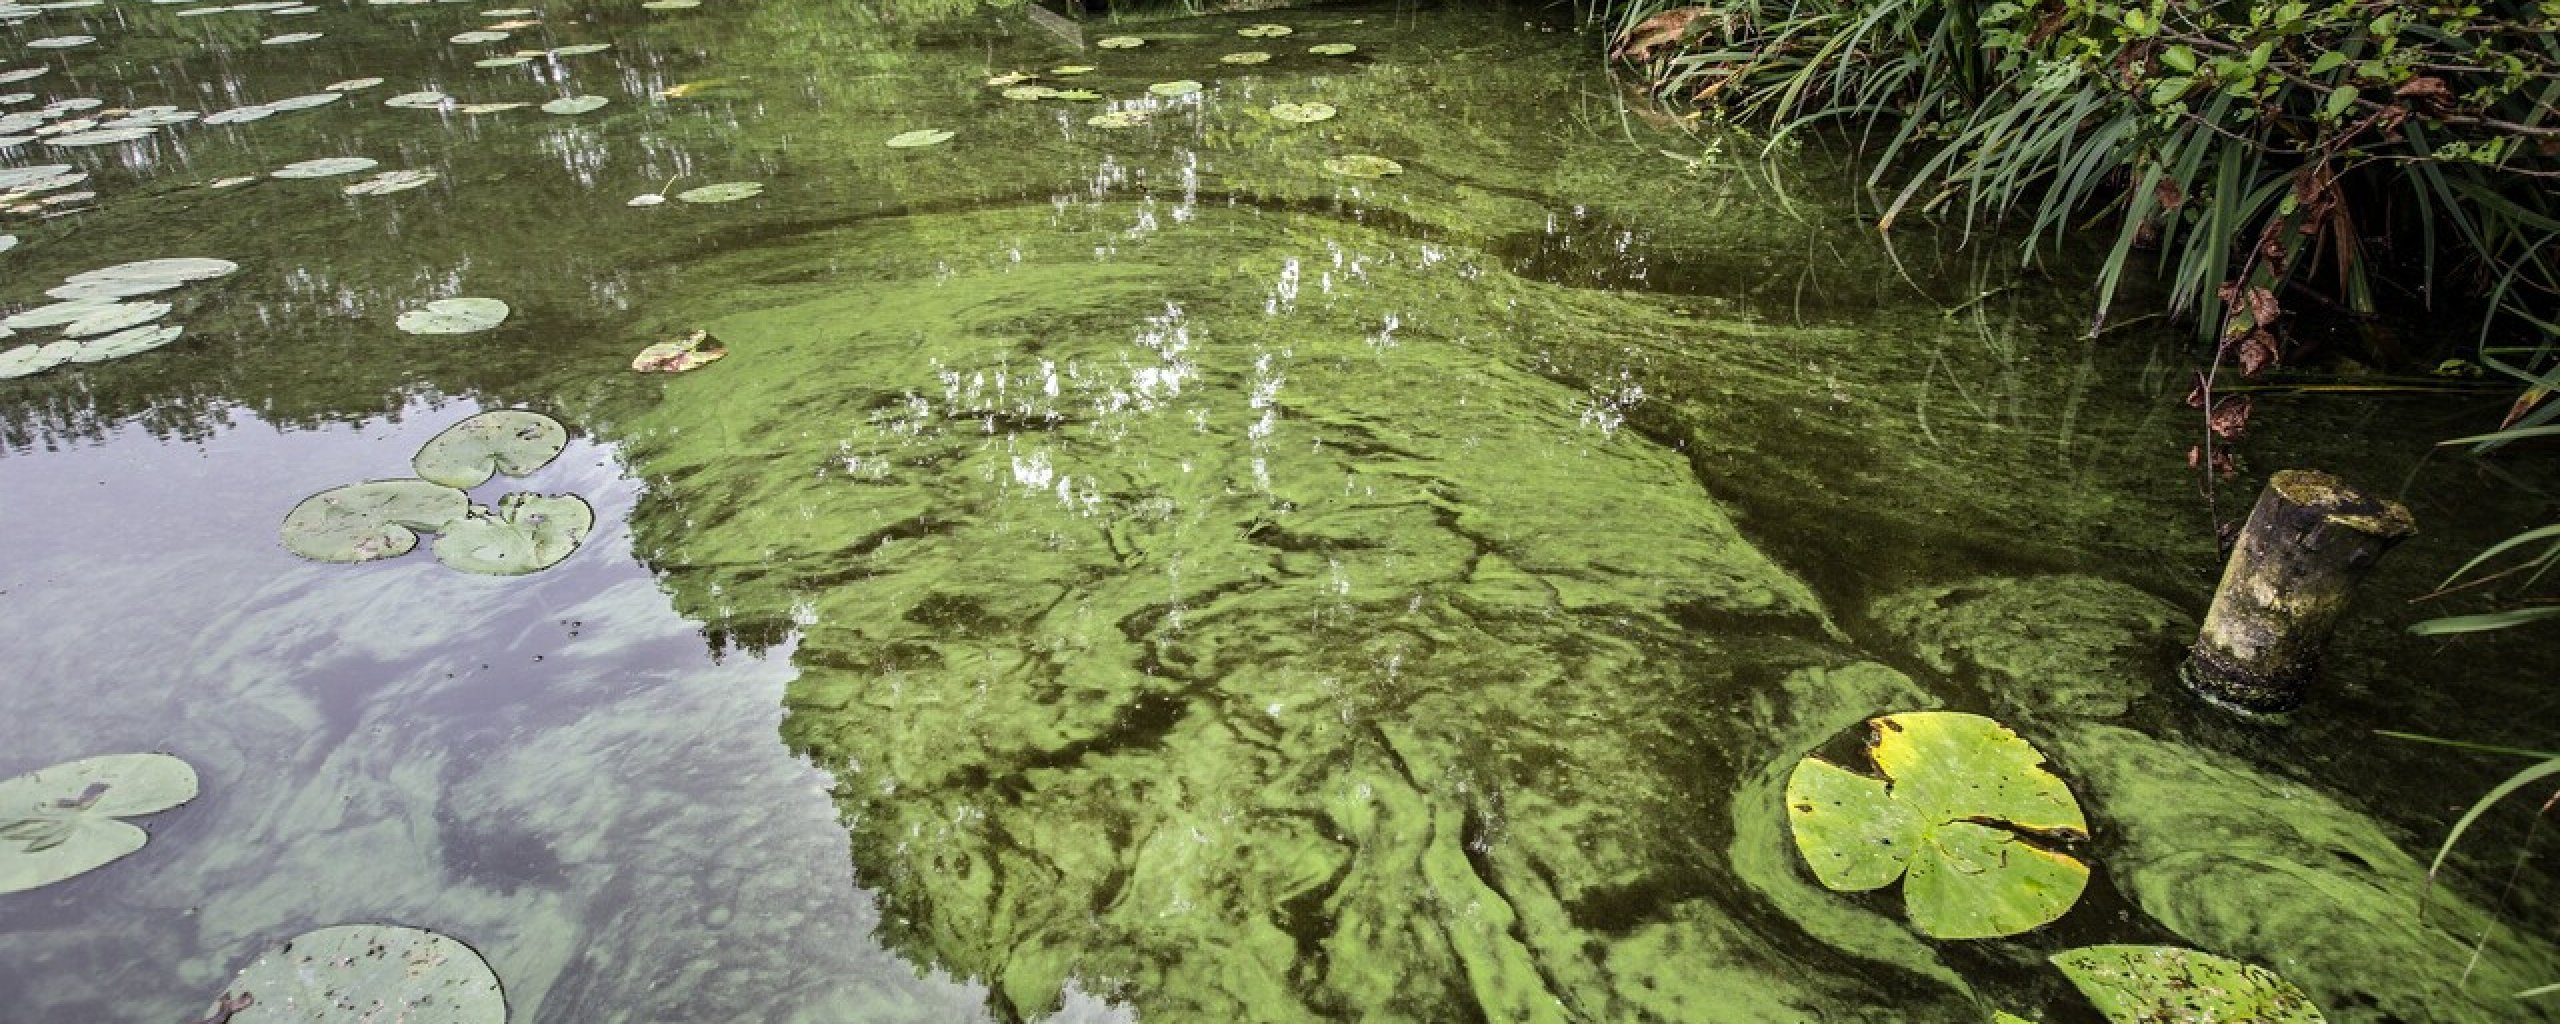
[1613,7,1715,61]
[2238,331,2279,376]
[2395,76,2451,102]
[2209,395,2253,440]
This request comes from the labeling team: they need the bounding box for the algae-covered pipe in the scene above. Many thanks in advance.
[2184,469,2416,713]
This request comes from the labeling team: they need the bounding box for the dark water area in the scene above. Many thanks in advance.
[1,0,2555,1021]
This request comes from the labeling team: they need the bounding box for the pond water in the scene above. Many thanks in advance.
[2,0,2555,1021]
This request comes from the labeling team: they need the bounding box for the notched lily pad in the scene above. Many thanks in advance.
[434,492,593,575]
[279,478,468,562]
[1784,711,2090,939]
[395,297,509,334]
[631,329,724,372]
[2051,945,2327,1024]
[412,408,567,488]
[211,924,506,1024]
[885,128,952,149]
[1237,23,1292,37]
[0,752,199,894]
[674,181,761,203]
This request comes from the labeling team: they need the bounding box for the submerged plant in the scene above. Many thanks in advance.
[0,753,199,894]
[209,924,505,1024]
[1784,711,2089,939]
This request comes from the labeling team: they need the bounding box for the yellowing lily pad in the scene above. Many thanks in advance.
[434,492,593,575]
[279,479,468,562]
[412,408,567,488]
[631,329,724,372]
[210,924,505,1024]
[0,753,199,894]
[885,128,953,148]
[1785,711,2089,939]
[395,297,509,334]
[2051,946,2327,1024]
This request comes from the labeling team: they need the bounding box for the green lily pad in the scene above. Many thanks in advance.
[2051,946,2327,1023]
[885,128,953,149]
[412,408,567,488]
[1322,154,1401,178]
[674,181,762,203]
[273,157,378,179]
[631,329,724,372]
[641,0,697,7]
[449,28,509,43]
[1148,80,1201,97]
[475,55,532,68]
[259,31,321,44]
[5,299,119,329]
[1219,51,1272,65]
[1001,85,1058,101]
[61,300,171,337]
[549,42,611,56]
[324,77,384,91]
[539,95,607,114]
[1237,23,1292,37]
[434,492,594,575]
[1094,35,1143,48]
[70,324,184,362]
[342,169,440,196]
[0,341,77,379]
[395,297,509,334]
[984,72,1035,87]
[1269,101,1335,124]
[0,753,199,894]
[44,127,157,148]
[1050,89,1102,101]
[210,924,506,1024]
[456,102,528,114]
[1785,711,2089,939]
[385,91,450,109]
[1050,65,1095,75]
[279,479,469,561]
[1308,42,1356,55]
[27,36,96,48]
[265,93,343,112]
[1086,109,1146,129]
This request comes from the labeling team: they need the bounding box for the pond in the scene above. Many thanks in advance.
[1,0,2555,1021]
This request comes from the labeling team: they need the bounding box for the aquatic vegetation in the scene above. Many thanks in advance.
[1236,23,1291,37]
[209,925,505,1023]
[449,29,510,43]
[434,492,594,575]
[884,128,953,148]
[1308,42,1355,56]
[1049,65,1093,76]
[384,91,450,109]
[1321,154,1401,178]
[456,102,528,114]
[641,0,697,8]
[1085,109,1144,129]
[61,301,170,338]
[342,169,440,196]
[412,408,567,488]
[983,72,1033,87]
[476,56,532,68]
[0,753,199,894]
[1869,576,2189,720]
[1050,89,1100,101]
[258,30,320,44]
[1218,51,1271,65]
[539,95,608,115]
[279,479,471,561]
[1147,80,1201,97]
[1000,85,1057,101]
[674,182,762,203]
[395,297,511,334]
[2051,946,2326,1023]
[51,257,237,299]
[1785,712,2088,939]
[1093,35,1143,48]
[631,329,725,372]
[1268,101,1334,124]
[548,42,610,56]
[272,157,379,179]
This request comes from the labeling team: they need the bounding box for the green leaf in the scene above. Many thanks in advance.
[2409,606,2560,635]
[1784,712,2090,939]
[279,479,470,562]
[395,297,510,334]
[2310,51,2348,75]
[631,330,726,373]
[2051,946,2327,1023]
[2323,85,2360,120]
[673,182,763,203]
[433,493,595,575]
[0,753,199,894]
[1269,101,1336,124]
[2148,76,2192,105]
[412,409,568,489]
[211,925,506,1024]
[2160,45,2196,73]
[885,129,955,149]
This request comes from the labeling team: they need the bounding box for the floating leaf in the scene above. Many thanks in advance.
[2051,946,2327,1024]
[0,341,78,379]
[631,329,724,373]
[1051,89,1101,101]
[1322,154,1401,178]
[385,91,450,109]
[69,324,183,362]
[5,299,119,329]
[984,71,1034,87]
[0,234,14,252]
[0,753,199,894]
[1219,51,1272,65]
[1087,109,1146,129]
[265,93,342,112]
[1001,85,1058,101]
[674,181,761,203]
[395,296,510,335]
[1148,79,1202,97]
[548,42,610,55]
[884,128,952,148]
[279,479,469,561]
[44,127,156,147]
[434,492,593,575]
[539,95,607,114]
[273,156,379,179]
[412,408,567,488]
[641,0,697,8]
[342,169,440,195]
[49,258,237,302]
[449,28,510,43]
[626,193,664,207]
[456,102,527,114]
[1094,35,1144,48]
[475,55,532,68]
[210,924,506,1024]
[325,77,385,91]
[1785,711,2089,939]
[1308,42,1356,55]
[26,36,95,48]
[1051,65,1095,76]
[1237,23,1292,37]
[1269,101,1335,123]
[203,105,277,125]
[259,31,321,44]
[0,68,44,86]
[481,7,533,15]
[62,300,170,338]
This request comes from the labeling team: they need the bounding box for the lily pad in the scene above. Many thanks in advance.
[1237,23,1292,37]
[1321,154,1401,178]
[673,181,761,203]
[385,91,450,109]
[0,341,75,379]
[1094,35,1143,48]
[1219,51,1272,65]
[259,31,321,44]
[44,127,156,147]
[274,157,379,179]
[1308,42,1356,55]
[202,105,277,125]
[266,93,343,112]
[1086,109,1146,129]
[1051,89,1101,101]
[1050,65,1095,76]
[434,492,593,575]
[395,297,509,334]
[1269,101,1335,124]
[0,753,199,894]
[324,77,384,91]
[209,924,506,1023]
[884,128,952,149]
[641,0,697,8]
[984,72,1034,87]
[5,299,119,329]
[449,28,509,43]
[548,42,610,56]
[412,408,566,488]
[279,479,469,561]
[625,193,664,207]
[0,68,44,86]
[1001,85,1058,101]
[2051,946,2327,1024]
[70,324,183,362]
[0,234,14,252]
[342,169,440,196]
[1785,711,2089,939]
[631,329,724,372]
[475,56,532,68]
[26,36,95,48]
[49,258,237,302]
[1148,80,1202,98]
[61,300,170,337]
[539,95,607,114]
[456,102,527,114]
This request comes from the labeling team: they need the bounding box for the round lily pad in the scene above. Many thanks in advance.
[0,753,199,894]
[280,479,469,561]
[46,258,237,302]
[343,169,440,196]
[395,297,509,335]
[1308,42,1356,55]
[1094,35,1143,48]
[674,181,761,203]
[1219,51,1272,65]
[1086,109,1146,129]
[209,924,506,1024]
[2051,946,2327,1023]
[1269,101,1334,124]
[412,408,567,488]
[1051,89,1102,101]
[45,127,157,148]
[456,102,527,114]
[539,95,607,114]
[1322,154,1401,178]
[641,0,697,8]
[0,69,45,86]
[259,31,322,44]
[6,298,120,329]
[1148,80,1201,98]
[631,329,723,372]
[265,93,343,112]
[1785,711,2090,939]
[274,157,379,179]
[203,105,276,125]
[884,128,951,148]
[26,36,96,49]
[1237,23,1292,37]
[0,341,74,379]
[626,193,665,207]
[434,493,593,575]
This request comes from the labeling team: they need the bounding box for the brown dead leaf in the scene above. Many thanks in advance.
[1613,7,1715,62]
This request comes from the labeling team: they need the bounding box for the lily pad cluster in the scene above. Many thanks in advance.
[1785,711,2089,939]
[200,90,342,126]
[0,753,199,894]
[280,409,594,576]
[0,162,88,217]
[6,98,200,153]
[0,257,235,380]
[208,924,507,1024]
